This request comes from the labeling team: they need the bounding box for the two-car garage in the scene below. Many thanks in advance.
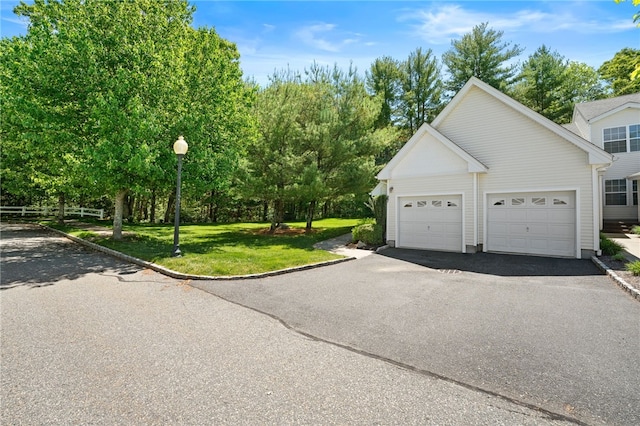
[396,191,577,257]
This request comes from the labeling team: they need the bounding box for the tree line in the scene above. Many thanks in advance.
[1,1,638,239]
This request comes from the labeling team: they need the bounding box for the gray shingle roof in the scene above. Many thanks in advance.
[575,93,640,122]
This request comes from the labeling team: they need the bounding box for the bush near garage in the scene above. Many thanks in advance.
[600,234,625,256]
[352,223,384,246]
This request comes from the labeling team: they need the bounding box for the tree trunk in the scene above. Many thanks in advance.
[262,201,269,222]
[270,198,284,233]
[164,193,175,224]
[306,199,317,231]
[57,193,65,224]
[113,189,127,240]
[150,190,156,223]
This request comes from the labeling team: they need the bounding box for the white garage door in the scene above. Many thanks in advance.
[398,195,462,252]
[487,192,575,257]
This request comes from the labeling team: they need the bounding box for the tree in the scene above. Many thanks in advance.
[398,47,443,133]
[513,45,567,122]
[598,48,640,96]
[366,56,401,128]
[442,22,523,95]
[8,0,252,239]
[247,71,305,232]
[296,63,386,230]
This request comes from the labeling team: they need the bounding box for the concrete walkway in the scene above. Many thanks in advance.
[313,233,374,259]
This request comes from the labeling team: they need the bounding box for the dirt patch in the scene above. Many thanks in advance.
[252,227,315,236]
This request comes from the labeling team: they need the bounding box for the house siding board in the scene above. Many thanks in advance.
[389,132,468,179]
[592,108,640,220]
[387,174,473,247]
[435,86,596,251]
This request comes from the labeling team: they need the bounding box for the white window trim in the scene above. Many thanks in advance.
[604,179,629,206]
[603,123,640,153]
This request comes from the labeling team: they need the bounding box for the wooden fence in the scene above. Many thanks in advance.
[0,206,104,220]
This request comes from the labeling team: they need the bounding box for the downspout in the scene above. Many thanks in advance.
[592,165,602,256]
[473,172,478,249]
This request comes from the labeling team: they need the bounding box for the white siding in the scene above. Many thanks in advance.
[388,131,468,179]
[591,108,640,220]
[435,86,596,252]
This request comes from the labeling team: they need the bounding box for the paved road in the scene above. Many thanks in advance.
[1,223,575,425]
[191,249,640,426]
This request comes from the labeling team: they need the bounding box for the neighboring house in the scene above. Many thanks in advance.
[375,77,612,259]
[563,93,640,223]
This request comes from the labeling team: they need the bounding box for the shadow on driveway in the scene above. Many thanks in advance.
[379,247,602,277]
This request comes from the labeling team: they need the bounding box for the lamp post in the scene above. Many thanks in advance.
[172,135,188,257]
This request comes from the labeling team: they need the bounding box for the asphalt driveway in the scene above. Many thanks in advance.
[192,248,640,426]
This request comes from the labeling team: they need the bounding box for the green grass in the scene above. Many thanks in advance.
[626,260,640,276]
[46,218,362,276]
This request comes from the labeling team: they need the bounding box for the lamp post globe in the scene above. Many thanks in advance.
[172,136,188,257]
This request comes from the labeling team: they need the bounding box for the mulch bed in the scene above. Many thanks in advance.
[597,255,640,294]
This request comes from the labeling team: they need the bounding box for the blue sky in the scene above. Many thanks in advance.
[1,1,638,86]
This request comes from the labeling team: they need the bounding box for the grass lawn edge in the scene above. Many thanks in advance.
[41,222,358,280]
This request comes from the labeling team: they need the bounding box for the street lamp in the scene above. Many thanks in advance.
[172,135,188,257]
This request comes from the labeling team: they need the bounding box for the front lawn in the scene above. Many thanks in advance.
[48,218,361,276]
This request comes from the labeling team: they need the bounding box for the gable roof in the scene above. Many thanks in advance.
[432,77,612,165]
[573,93,640,123]
[377,122,488,180]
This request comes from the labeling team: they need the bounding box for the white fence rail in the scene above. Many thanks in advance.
[0,206,104,219]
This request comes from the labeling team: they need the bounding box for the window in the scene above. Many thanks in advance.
[553,198,568,205]
[603,126,627,153]
[511,198,525,206]
[633,180,638,206]
[447,201,458,207]
[532,197,546,206]
[630,124,640,152]
[403,202,413,208]
[417,201,427,208]
[493,199,505,206]
[605,179,627,205]
[431,200,442,207]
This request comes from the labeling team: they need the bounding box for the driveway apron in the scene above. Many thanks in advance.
[192,249,640,426]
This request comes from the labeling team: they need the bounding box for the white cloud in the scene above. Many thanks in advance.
[294,22,364,53]
[399,3,635,44]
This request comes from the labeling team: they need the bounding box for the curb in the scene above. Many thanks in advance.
[42,225,356,281]
[591,256,640,301]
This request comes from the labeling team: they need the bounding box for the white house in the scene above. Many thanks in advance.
[563,93,640,223]
[376,77,613,259]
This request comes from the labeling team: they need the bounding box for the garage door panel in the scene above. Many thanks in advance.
[398,195,462,252]
[487,191,575,257]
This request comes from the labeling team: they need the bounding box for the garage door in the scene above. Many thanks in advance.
[398,195,462,252]
[487,192,575,257]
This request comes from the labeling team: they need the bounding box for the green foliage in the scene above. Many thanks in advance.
[352,223,384,246]
[3,0,254,239]
[600,234,625,255]
[626,260,640,276]
[612,252,627,261]
[399,48,443,133]
[598,48,640,95]
[442,22,523,95]
[247,63,389,231]
[631,225,640,235]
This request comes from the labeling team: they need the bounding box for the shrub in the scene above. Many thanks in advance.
[626,261,640,276]
[612,252,627,262]
[600,235,625,256]
[632,225,640,235]
[352,223,384,246]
